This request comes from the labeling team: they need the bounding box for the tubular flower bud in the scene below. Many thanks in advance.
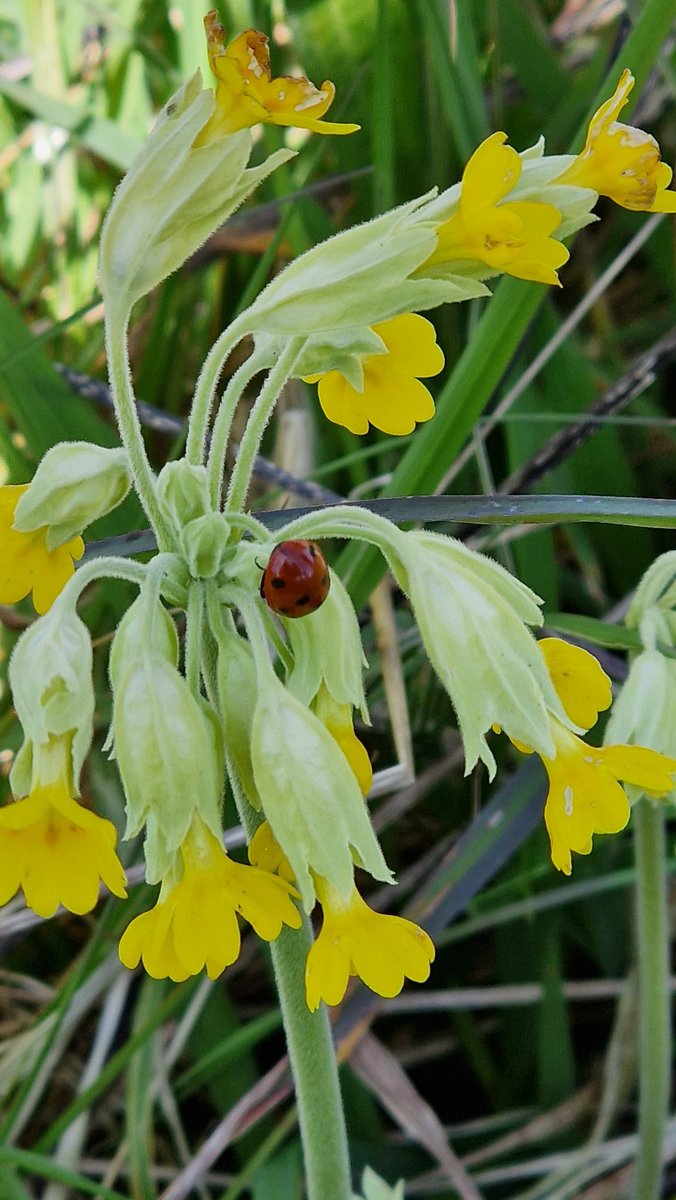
[197,11,359,140]
[556,70,676,212]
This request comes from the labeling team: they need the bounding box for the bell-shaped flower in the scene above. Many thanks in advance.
[555,70,676,212]
[12,443,131,547]
[305,875,434,1010]
[383,529,565,776]
[119,816,301,982]
[302,313,445,435]
[99,40,293,312]
[9,602,94,786]
[197,11,359,140]
[0,735,126,917]
[513,639,676,874]
[422,132,570,285]
[250,673,392,910]
[111,594,224,882]
[0,485,83,614]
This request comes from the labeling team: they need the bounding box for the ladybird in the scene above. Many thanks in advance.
[260,539,330,618]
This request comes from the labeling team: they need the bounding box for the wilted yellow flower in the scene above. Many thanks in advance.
[0,738,126,917]
[0,484,84,614]
[305,876,434,1010]
[197,10,359,143]
[303,313,444,435]
[556,70,676,212]
[119,820,301,981]
[426,132,569,284]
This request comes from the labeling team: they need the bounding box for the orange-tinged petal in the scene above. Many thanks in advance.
[539,637,612,730]
[557,69,676,211]
[202,11,359,137]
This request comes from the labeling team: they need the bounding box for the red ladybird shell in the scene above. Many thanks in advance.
[260,539,330,618]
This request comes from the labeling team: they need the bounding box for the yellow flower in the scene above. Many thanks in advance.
[425,132,569,284]
[305,876,434,1010]
[303,313,444,435]
[515,639,676,875]
[0,484,84,614]
[556,70,676,212]
[0,740,126,918]
[248,819,296,883]
[196,10,359,143]
[119,820,301,982]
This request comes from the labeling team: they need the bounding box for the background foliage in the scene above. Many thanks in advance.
[0,0,674,1196]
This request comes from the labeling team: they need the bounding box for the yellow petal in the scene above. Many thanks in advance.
[539,638,611,730]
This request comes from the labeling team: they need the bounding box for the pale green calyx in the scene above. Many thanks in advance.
[256,325,387,391]
[382,530,568,775]
[157,461,211,532]
[286,570,368,719]
[13,442,131,547]
[108,592,178,696]
[113,651,224,882]
[98,70,294,313]
[626,550,676,633]
[605,650,676,771]
[216,628,260,811]
[243,193,484,336]
[180,515,230,579]
[9,603,94,782]
[353,1167,405,1200]
[250,674,393,910]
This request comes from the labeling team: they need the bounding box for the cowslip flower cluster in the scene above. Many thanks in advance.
[2,16,675,1015]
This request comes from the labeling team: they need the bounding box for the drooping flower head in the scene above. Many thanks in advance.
[425,132,570,285]
[303,314,444,435]
[197,10,359,142]
[556,70,676,212]
[0,735,126,918]
[119,817,301,982]
[515,639,676,874]
[305,876,434,1011]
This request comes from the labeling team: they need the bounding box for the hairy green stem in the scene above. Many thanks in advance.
[206,351,267,508]
[633,798,670,1200]
[104,306,170,546]
[185,313,249,467]
[204,588,353,1200]
[185,584,204,697]
[224,337,305,516]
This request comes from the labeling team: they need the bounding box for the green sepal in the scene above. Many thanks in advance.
[13,442,131,548]
[9,603,94,781]
[157,461,210,532]
[250,674,392,911]
[286,570,368,719]
[382,529,569,776]
[181,514,229,580]
[108,593,178,696]
[113,653,224,882]
[353,1167,405,1200]
[216,627,261,811]
[99,70,294,312]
